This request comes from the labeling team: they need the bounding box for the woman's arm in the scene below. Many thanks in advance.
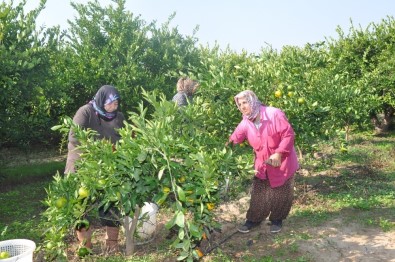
[229,121,247,144]
[273,110,295,157]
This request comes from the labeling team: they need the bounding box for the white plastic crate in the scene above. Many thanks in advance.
[0,239,36,262]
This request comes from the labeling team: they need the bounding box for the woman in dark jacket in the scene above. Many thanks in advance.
[65,85,125,253]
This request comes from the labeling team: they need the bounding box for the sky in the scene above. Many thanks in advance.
[19,0,395,53]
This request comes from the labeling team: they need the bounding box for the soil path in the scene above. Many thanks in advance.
[201,196,395,261]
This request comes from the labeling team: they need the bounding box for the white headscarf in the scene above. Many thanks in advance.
[234,90,262,120]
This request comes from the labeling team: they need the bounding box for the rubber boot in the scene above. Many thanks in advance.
[105,226,119,254]
[76,227,93,249]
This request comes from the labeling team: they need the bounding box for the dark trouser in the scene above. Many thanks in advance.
[99,206,121,227]
[246,176,294,223]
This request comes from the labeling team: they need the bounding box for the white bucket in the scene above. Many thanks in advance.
[129,202,158,245]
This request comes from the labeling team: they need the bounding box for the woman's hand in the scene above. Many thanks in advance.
[268,153,282,167]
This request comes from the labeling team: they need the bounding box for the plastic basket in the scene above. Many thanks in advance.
[0,239,36,262]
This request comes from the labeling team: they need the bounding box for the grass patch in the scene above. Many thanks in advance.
[292,209,332,226]
[0,160,63,244]
[0,180,51,243]
[1,161,65,185]
[290,131,395,254]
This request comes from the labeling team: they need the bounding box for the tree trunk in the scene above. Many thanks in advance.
[372,106,395,134]
[296,145,303,160]
[125,205,141,256]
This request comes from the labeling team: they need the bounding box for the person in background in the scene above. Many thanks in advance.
[65,85,125,253]
[172,77,199,107]
[165,77,199,240]
[226,90,299,234]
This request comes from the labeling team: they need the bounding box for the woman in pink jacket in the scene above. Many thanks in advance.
[227,90,299,234]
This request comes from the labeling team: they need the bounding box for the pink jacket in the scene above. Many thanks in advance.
[229,105,299,188]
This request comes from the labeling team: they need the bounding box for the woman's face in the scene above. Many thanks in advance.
[104,100,119,113]
[237,97,251,116]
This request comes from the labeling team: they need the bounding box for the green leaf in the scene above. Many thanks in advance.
[165,215,176,229]
[137,151,147,162]
[178,228,185,239]
[175,211,185,228]
[158,168,165,180]
[188,222,200,238]
[182,239,191,252]
[51,125,62,131]
[176,252,189,261]
[131,169,140,181]
[176,186,186,202]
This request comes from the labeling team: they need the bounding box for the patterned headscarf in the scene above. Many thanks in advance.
[234,90,262,120]
[90,85,120,120]
[176,77,199,96]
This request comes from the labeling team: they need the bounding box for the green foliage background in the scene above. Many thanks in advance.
[1,0,394,149]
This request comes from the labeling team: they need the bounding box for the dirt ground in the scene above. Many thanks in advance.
[205,196,395,262]
[57,193,394,262]
[2,147,394,261]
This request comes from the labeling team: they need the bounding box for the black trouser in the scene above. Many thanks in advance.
[98,205,121,227]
